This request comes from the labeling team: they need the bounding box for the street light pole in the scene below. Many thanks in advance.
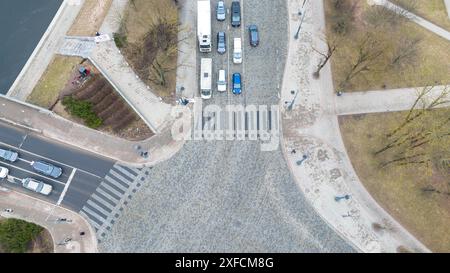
[287,90,299,111]
[294,3,307,39]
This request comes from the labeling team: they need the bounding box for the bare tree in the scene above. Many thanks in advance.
[312,37,338,78]
[339,33,385,90]
[389,37,421,68]
[375,85,450,169]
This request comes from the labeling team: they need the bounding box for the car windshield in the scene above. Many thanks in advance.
[36,162,52,173]
[235,52,241,58]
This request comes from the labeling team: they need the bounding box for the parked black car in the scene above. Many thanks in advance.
[231,1,241,27]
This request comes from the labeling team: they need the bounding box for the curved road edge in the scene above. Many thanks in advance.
[0,187,97,253]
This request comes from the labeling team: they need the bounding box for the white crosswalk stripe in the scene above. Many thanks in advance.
[79,163,146,240]
[91,194,116,210]
[100,180,125,197]
[86,200,111,216]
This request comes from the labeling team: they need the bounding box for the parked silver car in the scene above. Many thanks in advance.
[217,31,226,54]
[31,161,63,179]
[22,178,52,196]
[0,148,18,162]
[216,0,226,21]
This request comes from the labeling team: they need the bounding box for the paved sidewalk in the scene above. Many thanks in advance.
[280,0,430,252]
[0,95,183,167]
[0,187,97,253]
[1,0,192,167]
[176,0,198,99]
[446,0,450,20]
[7,0,84,100]
[371,0,450,41]
[336,86,450,115]
[89,41,173,133]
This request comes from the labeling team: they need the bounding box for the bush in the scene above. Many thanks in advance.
[0,219,43,253]
[113,32,127,48]
[62,96,103,128]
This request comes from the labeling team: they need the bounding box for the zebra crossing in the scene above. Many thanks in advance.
[195,106,280,141]
[79,163,150,240]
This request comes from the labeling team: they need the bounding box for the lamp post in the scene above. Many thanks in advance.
[296,154,308,166]
[335,195,351,202]
[294,4,307,39]
[287,90,299,111]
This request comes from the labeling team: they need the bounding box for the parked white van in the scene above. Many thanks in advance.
[217,69,227,92]
[233,38,242,64]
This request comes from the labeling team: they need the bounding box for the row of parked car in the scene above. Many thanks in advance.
[0,148,62,196]
[215,1,258,96]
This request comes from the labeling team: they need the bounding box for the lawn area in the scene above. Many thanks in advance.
[391,0,450,32]
[116,0,179,99]
[27,56,82,109]
[325,0,450,92]
[339,109,450,252]
[0,217,53,253]
[67,0,113,36]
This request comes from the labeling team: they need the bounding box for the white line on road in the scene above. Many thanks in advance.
[57,168,77,206]
[18,157,31,164]
[0,139,102,179]
[0,161,66,186]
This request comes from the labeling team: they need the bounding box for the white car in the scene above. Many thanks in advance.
[217,69,227,92]
[0,167,9,179]
[233,38,242,64]
[22,178,52,196]
[216,0,226,21]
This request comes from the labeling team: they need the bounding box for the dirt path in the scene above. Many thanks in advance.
[67,0,113,36]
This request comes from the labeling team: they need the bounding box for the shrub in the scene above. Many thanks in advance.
[113,32,127,48]
[0,219,43,253]
[62,96,103,128]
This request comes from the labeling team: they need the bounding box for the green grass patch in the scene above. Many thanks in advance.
[62,96,103,128]
[0,218,43,253]
[27,56,82,109]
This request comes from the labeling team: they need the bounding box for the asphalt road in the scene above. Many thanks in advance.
[0,121,114,211]
[99,0,356,252]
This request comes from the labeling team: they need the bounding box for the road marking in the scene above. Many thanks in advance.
[19,134,28,149]
[86,199,111,216]
[105,175,128,192]
[18,157,31,164]
[96,187,120,202]
[82,206,107,222]
[113,165,136,180]
[100,182,124,198]
[0,161,66,186]
[56,168,77,206]
[91,193,116,210]
[80,211,101,230]
[0,139,102,179]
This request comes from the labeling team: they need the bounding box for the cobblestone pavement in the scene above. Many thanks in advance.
[99,0,355,253]
[100,141,354,252]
